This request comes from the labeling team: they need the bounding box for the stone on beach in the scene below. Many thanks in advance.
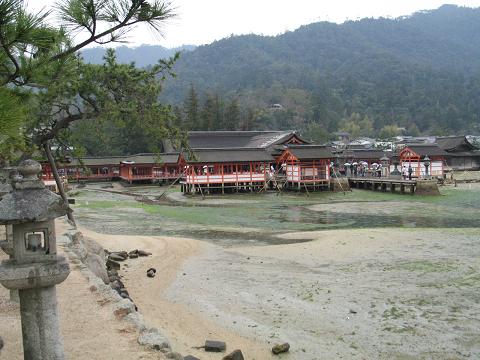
[113,298,136,320]
[110,279,125,291]
[272,342,290,354]
[137,250,152,257]
[147,268,156,278]
[205,340,226,352]
[109,253,127,262]
[85,253,109,284]
[108,274,120,282]
[137,327,170,351]
[107,269,118,277]
[223,349,244,360]
[165,352,184,359]
[106,259,121,270]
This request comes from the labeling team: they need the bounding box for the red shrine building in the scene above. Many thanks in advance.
[40,131,361,193]
[276,145,334,191]
[119,153,184,184]
[399,144,447,178]
[181,131,316,194]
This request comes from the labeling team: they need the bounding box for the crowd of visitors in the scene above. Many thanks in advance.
[331,161,384,178]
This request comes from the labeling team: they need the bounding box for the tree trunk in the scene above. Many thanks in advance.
[43,142,76,227]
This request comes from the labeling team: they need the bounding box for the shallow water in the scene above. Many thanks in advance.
[71,183,480,246]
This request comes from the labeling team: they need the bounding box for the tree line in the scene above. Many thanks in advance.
[160,5,480,137]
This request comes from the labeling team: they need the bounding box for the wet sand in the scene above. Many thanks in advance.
[0,233,164,360]
[77,225,480,359]
[166,227,480,359]
[2,184,479,359]
[79,227,274,359]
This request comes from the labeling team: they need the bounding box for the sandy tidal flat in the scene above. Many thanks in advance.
[167,228,480,359]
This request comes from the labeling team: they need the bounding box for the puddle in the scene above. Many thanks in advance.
[71,183,480,246]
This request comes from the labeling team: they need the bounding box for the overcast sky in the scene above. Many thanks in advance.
[30,0,480,48]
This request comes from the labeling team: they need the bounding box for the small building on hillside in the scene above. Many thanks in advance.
[276,145,334,191]
[182,148,274,194]
[348,138,375,149]
[119,153,183,183]
[399,144,447,178]
[333,131,350,145]
[436,136,480,171]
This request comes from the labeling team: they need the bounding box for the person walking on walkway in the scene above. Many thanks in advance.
[408,165,413,180]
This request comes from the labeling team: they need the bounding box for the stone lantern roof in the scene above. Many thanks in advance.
[0,160,69,225]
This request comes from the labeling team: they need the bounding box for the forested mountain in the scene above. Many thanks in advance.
[81,44,196,67]
[72,5,480,155]
[160,5,480,140]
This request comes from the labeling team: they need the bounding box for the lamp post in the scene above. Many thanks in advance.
[0,160,70,360]
[380,155,389,178]
[389,152,402,178]
[423,155,431,178]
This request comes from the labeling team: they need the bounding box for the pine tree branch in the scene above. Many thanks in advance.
[50,0,174,61]
[0,33,21,86]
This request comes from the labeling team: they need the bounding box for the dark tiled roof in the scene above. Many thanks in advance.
[404,144,448,157]
[445,150,480,157]
[186,148,274,163]
[68,153,180,166]
[436,136,478,152]
[188,131,307,149]
[342,149,387,159]
[68,156,125,166]
[286,145,334,160]
[347,144,372,150]
[121,153,180,164]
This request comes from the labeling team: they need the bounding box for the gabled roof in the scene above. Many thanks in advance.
[446,150,480,157]
[185,148,274,163]
[403,144,448,157]
[285,145,334,160]
[342,149,387,159]
[121,153,180,165]
[436,136,478,152]
[188,131,307,149]
[68,156,125,166]
[67,153,181,166]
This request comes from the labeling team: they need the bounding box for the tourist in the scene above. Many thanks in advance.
[408,165,413,180]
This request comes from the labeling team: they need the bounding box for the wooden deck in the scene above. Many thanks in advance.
[348,177,417,194]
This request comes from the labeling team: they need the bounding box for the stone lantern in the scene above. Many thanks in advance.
[380,155,389,178]
[389,152,402,178]
[0,159,70,360]
[423,155,431,177]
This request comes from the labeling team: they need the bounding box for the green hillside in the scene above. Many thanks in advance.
[161,5,480,137]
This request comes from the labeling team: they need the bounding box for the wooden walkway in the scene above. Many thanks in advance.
[348,177,417,194]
